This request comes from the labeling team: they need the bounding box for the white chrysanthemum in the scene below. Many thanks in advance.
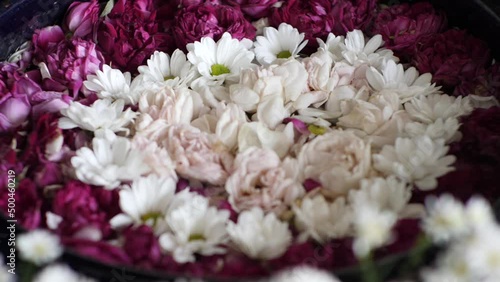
[464,197,496,230]
[352,203,397,257]
[270,266,341,282]
[422,194,468,243]
[341,30,398,67]
[238,122,294,158]
[404,118,461,144]
[159,193,230,263]
[33,264,97,282]
[59,99,137,134]
[227,207,292,260]
[373,136,456,190]
[465,225,500,280]
[349,176,412,215]
[138,50,198,88]
[110,175,176,235]
[254,23,308,65]
[187,32,255,84]
[84,64,138,104]
[317,33,346,62]
[366,60,440,102]
[71,130,152,189]
[18,230,62,265]
[293,195,352,243]
[404,94,473,124]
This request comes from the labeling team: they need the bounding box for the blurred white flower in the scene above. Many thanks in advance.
[238,122,294,158]
[269,266,341,282]
[187,32,254,84]
[297,130,371,198]
[366,60,440,102]
[404,118,461,144]
[227,207,292,260]
[465,225,500,280]
[110,174,176,235]
[84,64,139,104]
[159,193,230,263]
[59,99,137,134]
[254,23,308,65]
[373,136,455,190]
[352,203,397,258]
[404,94,473,124]
[464,197,496,230]
[18,230,62,265]
[71,130,152,189]
[33,264,97,282]
[293,195,352,243]
[349,176,412,215]
[0,256,14,282]
[138,50,198,88]
[422,194,468,243]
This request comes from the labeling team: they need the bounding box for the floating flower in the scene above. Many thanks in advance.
[110,175,176,235]
[297,130,371,198]
[71,130,152,189]
[159,193,230,263]
[59,99,137,134]
[227,207,292,260]
[226,147,304,214]
[18,229,63,265]
[373,136,455,190]
[253,23,308,65]
[293,195,352,243]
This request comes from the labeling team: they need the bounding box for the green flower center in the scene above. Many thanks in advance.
[164,75,175,81]
[140,212,163,225]
[277,50,292,59]
[211,64,230,76]
[308,124,327,135]
[188,233,205,242]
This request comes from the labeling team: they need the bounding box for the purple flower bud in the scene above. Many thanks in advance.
[63,0,100,39]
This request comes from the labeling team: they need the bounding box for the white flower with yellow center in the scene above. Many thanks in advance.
[110,174,176,235]
[254,23,308,65]
[422,194,468,243]
[159,191,230,263]
[59,99,137,134]
[84,64,140,104]
[187,33,255,85]
[138,50,198,88]
[18,230,62,266]
[227,207,292,260]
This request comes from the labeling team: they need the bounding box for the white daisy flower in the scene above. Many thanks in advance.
[373,136,456,191]
[59,99,137,134]
[159,192,230,263]
[18,230,62,265]
[227,207,292,260]
[270,266,341,282]
[352,203,397,258]
[464,197,496,230]
[404,118,461,144]
[404,94,473,124]
[342,30,398,67]
[71,130,152,189]
[33,264,97,282]
[349,176,412,215]
[316,33,346,62]
[254,23,308,65]
[293,195,352,243]
[84,64,139,104]
[366,60,441,102]
[187,32,255,84]
[422,194,468,243]
[110,174,176,235]
[137,50,198,88]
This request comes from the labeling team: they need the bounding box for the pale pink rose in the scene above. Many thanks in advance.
[297,130,371,198]
[132,136,178,180]
[164,124,233,185]
[225,147,304,215]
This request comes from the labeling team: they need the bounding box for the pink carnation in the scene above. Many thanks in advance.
[372,2,447,59]
[63,0,100,39]
[222,0,279,19]
[173,2,256,50]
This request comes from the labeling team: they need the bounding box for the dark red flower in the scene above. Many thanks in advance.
[455,62,500,98]
[122,225,162,268]
[412,29,492,96]
[32,26,66,63]
[372,2,447,59]
[222,0,279,19]
[63,237,132,265]
[330,0,377,36]
[63,0,100,39]
[0,179,42,230]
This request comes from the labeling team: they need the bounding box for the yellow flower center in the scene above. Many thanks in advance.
[277,50,292,59]
[188,234,205,242]
[211,64,230,76]
[308,124,327,135]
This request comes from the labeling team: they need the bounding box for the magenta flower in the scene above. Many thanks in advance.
[63,238,132,265]
[0,63,33,132]
[51,180,112,240]
[455,63,500,98]
[330,0,378,36]
[97,0,167,73]
[222,0,278,19]
[63,0,100,39]
[123,225,162,268]
[0,179,42,230]
[373,2,447,59]
[412,29,492,96]
[32,26,65,63]
[173,2,256,50]
[39,37,104,97]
